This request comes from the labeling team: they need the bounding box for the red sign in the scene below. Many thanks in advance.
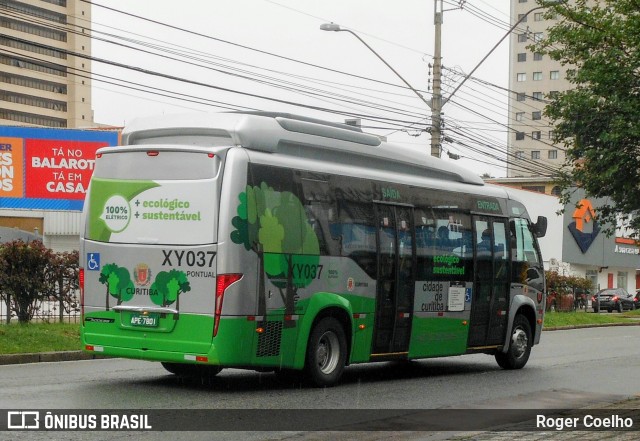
[25,139,108,200]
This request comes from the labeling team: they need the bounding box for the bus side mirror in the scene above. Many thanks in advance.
[533,216,547,238]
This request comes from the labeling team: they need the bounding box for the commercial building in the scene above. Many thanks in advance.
[0,126,119,251]
[502,0,638,291]
[507,0,568,178]
[0,0,93,128]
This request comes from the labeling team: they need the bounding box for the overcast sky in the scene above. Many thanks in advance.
[90,0,513,177]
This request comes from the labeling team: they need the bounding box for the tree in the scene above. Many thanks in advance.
[98,264,134,311]
[231,182,320,319]
[149,270,191,308]
[0,240,52,323]
[43,250,80,322]
[532,0,640,238]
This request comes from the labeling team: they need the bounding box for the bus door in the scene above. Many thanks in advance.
[371,203,415,356]
[468,216,510,347]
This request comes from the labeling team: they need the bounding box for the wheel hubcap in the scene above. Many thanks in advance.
[511,327,528,359]
[316,331,339,374]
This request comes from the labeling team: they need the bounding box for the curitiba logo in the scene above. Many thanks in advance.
[99,264,191,311]
[230,182,320,318]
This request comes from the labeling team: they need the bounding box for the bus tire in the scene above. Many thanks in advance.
[495,314,531,370]
[305,317,347,387]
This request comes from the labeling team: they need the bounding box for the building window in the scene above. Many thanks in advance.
[516,151,525,159]
[617,272,628,289]
[517,53,527,62]
[0,90,67,112]
[0,54,66,77]
[549,130,555,140]
[518,14,528,22]
[531,151,541,160]
[518,33,528,43]
[532,91,543,101]
[42,0,67,6]
[532,131,541,140]
[533,32,543,42]
[533,72,543,81]
[533,52,543,61]
[0,108,66,127]
[548,150,558,159]
[0,16,67,42]
[532,111,542,120]
[517,73,526,82]
[534,12,544,21]
[551,186,562,196]
[516,92,526,102]
[0,36,67,59]
[519,0,528,3]
[0,72,67,94]
[516,132,525,141]
[550,70,560,80]
[3,1,67,24]
[516,112,525,122]
[549,90,559,98]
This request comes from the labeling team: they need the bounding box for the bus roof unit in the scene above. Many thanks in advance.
[121,112,484,186]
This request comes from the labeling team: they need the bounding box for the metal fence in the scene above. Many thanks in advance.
[0,293,81,324]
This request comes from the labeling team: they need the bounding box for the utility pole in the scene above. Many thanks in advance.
[430,0,443,158]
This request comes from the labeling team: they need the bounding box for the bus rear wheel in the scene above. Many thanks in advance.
[495,314,532,370]
[305,317,347,387]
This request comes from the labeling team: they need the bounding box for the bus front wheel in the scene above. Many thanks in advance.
[495,314,532,370]
[305,317,347,387]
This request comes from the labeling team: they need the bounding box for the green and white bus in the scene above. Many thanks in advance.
[80,112,547,387]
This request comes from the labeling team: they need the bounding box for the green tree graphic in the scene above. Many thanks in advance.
[150,270,191,309]
[98,264,134,311]
[231,182,320,319]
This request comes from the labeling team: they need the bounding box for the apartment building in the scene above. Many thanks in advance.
[507,0,569,178]
[0,0,93,128]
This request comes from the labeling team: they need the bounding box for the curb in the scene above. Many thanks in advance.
[0,350,107,365]
[544,321,640,331]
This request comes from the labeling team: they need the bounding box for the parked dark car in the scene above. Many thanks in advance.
[592,288,636,313]
[635,290,640,308]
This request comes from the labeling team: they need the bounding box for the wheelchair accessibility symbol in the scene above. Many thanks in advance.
[87,253,100,271]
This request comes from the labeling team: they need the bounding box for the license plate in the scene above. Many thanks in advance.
[130,313,159,327]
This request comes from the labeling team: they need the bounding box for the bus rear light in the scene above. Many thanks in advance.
[147,151,159,157]
[86,345,104,352]
[196,356,208,363]
[256,327,264,334]
[208,153,215,158]
[214,273,243,337]
[96,153,102,158]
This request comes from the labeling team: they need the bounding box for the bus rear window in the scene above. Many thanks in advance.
[85,150,220,245]
[93,149,221,180]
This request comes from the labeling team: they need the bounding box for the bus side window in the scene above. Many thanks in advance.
[510,218,543,292]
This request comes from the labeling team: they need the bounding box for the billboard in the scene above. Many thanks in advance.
[0,127,119,211]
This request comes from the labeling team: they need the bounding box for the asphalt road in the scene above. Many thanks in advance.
[1,326,639,440]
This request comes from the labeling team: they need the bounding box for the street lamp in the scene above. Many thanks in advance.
[320,23,436,150]
[319,23,431,110]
